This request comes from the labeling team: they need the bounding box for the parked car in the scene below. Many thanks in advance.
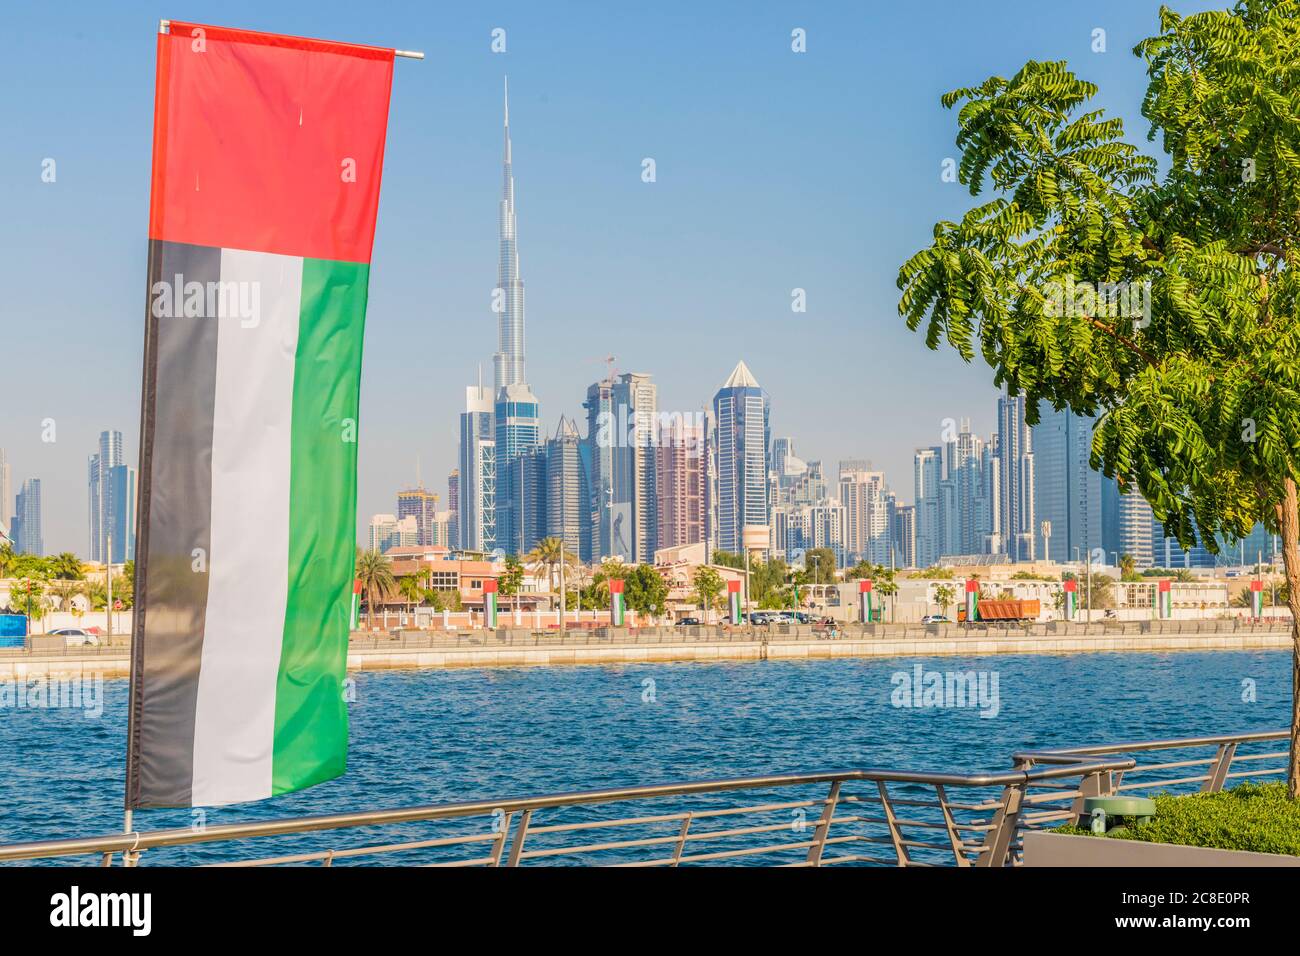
[920,615,951,624]
[675,617,702,626]
[50,627,99,647]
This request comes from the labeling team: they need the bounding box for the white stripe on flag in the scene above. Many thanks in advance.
[191,249,302,806]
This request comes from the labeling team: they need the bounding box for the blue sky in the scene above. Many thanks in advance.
[0,0,1222,554]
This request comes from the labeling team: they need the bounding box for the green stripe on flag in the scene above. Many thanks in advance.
[273,257,369,796]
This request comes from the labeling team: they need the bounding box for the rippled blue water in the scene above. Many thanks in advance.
[1,651,1289,864]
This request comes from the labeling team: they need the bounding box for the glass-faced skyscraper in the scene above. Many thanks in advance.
[712,361,770,554]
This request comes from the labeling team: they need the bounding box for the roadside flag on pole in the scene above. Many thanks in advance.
[1062,578,1078,620]
[859,579,873,624]
[727,579,742,625]
[964,579,979,622]
[350,581,362,631]
[126,22,400,809]
[483,579,499,629]
[1157,579,1173,619]
[610,578,626,627]
[1250,579,1264,619]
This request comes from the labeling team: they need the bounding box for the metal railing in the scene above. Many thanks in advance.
[0,729,1287,867]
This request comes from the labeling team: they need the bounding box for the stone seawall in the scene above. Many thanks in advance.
[1,623,1290,679]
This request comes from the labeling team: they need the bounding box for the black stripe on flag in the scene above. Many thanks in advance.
[127,240,221,808]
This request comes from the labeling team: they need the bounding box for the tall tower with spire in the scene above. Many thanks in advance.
[489,78,541,555]
[494,77,526,394]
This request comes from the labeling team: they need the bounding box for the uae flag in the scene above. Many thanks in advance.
[126,22,396,808]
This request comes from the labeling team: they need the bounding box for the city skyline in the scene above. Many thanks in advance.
[0,0,1230,555]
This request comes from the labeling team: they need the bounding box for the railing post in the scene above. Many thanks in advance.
[876,780,910,867]
[805,780,842,866]
[934,784,969,867]
[1203,742,1237,792]
[671,813,693,867]
[976,783,1023,868]
[505,809,532,866]
[488,811,513,867]
[1070,769,1113,820]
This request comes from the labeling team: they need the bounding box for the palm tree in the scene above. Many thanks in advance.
[49,552,85,580]
[397,573,425,619]
[526,537,565,595]
[355,550,395,628]
[48,579,81,613]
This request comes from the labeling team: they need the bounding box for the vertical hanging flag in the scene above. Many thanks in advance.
[127,22,398,809]
[859,580,873,624]
[610,578,626,627]
[727,580,742,625]
[1157,579,1173,619]
[964,579,979,623]
[483,579,499,629]
[1249,579,1264,620]
[350,581,362,631]
[1062,578,1078,621]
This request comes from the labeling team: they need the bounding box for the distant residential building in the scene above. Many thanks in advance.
[997,390,1036,561]
[839,464,890,564]
[446,469,460,549]
[13,479,43,556]
[397,487,439,547]
[893,503,916,569]
[368,513,419,553]
[1118,488,1156,568]
[712,361,771,554]
[913,447,943,568]
[458,384,496,553]
[657,417,705,552]
[0,448,12,540]
[1032,405,1102,565]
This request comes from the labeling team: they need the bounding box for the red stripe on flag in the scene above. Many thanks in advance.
[149,22,394,262]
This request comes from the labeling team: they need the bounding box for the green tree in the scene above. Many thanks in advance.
[1119,553,1139,582]
[0,542,15,578]
[692,566,724,621]
[897,1,1300,795]
[804,548,837,585]
[498,554,525,599]
[933,585,955,618]
[355,550,395,628]
[49,552,85,580]
[625,564,669,619]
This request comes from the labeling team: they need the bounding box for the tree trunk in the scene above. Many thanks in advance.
[1277,478,1300,799]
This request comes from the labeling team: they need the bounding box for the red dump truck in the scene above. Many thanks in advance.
[957,599,1041,623]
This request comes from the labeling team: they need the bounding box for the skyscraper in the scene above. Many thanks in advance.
[447,469,460,549]
[489,80,542,556]
[0,448,11,537]
[913,446,943,567]
[1118,487,1156,568]
[997,390,1036,561]
[583,377,616,559]
[494,77,526,396]
[545,416,590,559]
[458,384,496,552]
[839,464,890,564]
[87,430,136,564]
[13,478,42,556]
[610,372,658,563]
[712,361,770,554]
[656,416,705,552]
[397,487,439,547]
[1031,404,1102,564]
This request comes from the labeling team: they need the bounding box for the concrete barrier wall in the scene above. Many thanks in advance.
[1,621,1290,679]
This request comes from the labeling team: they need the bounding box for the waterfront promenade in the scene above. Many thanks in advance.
[2,619,1290,679]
